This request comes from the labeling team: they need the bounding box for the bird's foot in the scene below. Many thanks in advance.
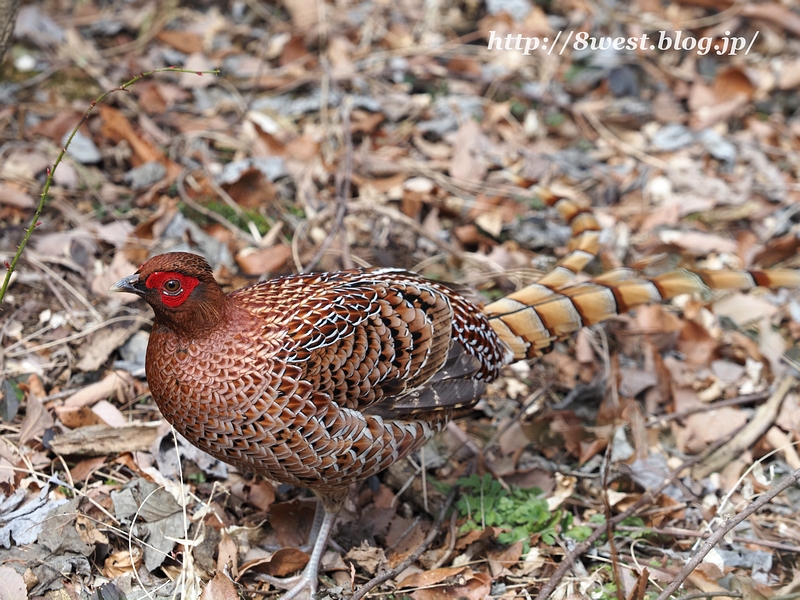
[258,570,317,599]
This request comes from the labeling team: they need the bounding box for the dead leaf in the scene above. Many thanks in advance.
[398,566,467,589]
[657,230,737,255]
[385,515,429,566]
[410,570,492,600]
[63,371,136,409]
[345,543,387,575]
[712,68,755,102]
[104,547,143,578]
[55,405,106,429]
[230,479,276,512]
[28,111,83,143]
[712,293,779,328]
[76,514,109,545]
[236,245,292,275]
[76,323,143,372]
[18,375,54,445]
[282,0,318,29]
[741,2,800,37]
[0,458,15,488]
[676,321,717,366]
[156,30,204,54]
[200,570,238,600]
[95,254,140,302]
[0,565,27,600]
[546,472,577,511]
[329,36,355,81]
[449,120,486,184]
[278,34,311,66]
[0,183,34,208]
[487,541,523,577]
[217,529,239,578]
[259,547,309,577]
[268,500,316,548]
[68,456,107,482]
[100,105,160,163]
[673,407,748,454]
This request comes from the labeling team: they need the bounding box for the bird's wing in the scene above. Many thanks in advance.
[277,268,488,415]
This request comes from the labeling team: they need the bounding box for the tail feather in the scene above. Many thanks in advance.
[535,189,602,288]
[486,267,800,361]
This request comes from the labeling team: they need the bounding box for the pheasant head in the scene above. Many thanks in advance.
[110,252,228,335]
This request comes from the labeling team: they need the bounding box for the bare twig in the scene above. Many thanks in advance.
[693,376,796,479]
[302,97,354,273]
[0,67,219,307]
[646,392,771,427]
[25,252,103,322]
[176,169,255,244]
[614,524,800,553]
[654,467,800,600]
[205,174,263,244]
[349,485,458,600]
[601,433,624,600]
[534,435,733,600]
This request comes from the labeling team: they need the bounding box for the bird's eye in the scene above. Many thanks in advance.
[163,279,182,295]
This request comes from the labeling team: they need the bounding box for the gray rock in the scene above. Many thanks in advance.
[62,130,102,164]
[124,161,167,189]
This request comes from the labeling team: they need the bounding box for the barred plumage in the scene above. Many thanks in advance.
[110,192,798,598]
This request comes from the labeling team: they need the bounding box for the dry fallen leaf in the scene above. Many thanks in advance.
[449,120,487,184]
[236,245,292,275]
[398,565,467,589]
[487,541,523,577]
[217,529,239,578]
[104,547,143,578]
[199,570,238,600]
[0,565,26,600]
[344,543,387,576]
[18,375,53,445]
[63,371,136,409]
[55,405,106,429]
[258,547,309,577]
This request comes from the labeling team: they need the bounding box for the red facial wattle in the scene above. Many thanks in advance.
[145,272,200,308]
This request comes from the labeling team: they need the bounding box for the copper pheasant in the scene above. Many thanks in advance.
[110,194,800,598]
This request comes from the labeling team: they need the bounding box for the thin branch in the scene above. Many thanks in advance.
[0,67,219,307]
[534,433,735,600]
[348,485,458,600]
[614,525,800,553]
[654,467,800,600]
[646,392,771,427]
[302,97,354,273]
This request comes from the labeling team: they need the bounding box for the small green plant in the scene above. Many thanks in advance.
[562,511,595,541]
[524,195,545,210]
[454,473,558,550]
[544,112,566,127]
[179,200,271,236]
[286,204,306,219]
[186,471,206,484]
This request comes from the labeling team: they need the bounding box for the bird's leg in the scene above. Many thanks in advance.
[304,500,326,552]
[258,507,338,598]
[262,501,326,554]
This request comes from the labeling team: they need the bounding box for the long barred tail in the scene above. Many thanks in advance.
[535,188,603,288]
[484,267,800,361]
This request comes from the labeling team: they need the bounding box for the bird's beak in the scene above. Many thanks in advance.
[109,274,143,295]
